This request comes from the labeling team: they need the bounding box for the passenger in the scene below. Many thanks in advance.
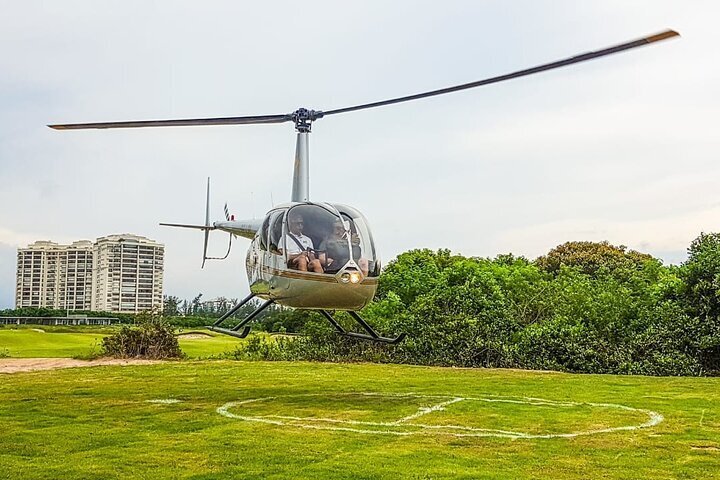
[320,220,369,276]
[284,213,323,273]
[352,233,370,277]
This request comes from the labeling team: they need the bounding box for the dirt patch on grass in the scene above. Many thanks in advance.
[0,358,160,374]
[176,331,214,339]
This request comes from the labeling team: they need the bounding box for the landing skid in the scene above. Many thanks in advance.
[206,293,274,339]
[320,310,407,344]
[206,294,406,345]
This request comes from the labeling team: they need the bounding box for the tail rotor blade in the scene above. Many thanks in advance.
[159,178,216,268]
[202,230,210,269]
[202,178,211,268]
[205,178,211,228]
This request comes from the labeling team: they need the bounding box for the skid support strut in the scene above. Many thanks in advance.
[207,294,274,339]
[319,310,406,344]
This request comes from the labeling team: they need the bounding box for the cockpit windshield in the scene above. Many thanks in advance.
[283,203,379,277]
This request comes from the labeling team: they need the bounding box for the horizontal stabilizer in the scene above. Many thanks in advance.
[159,222,216,231]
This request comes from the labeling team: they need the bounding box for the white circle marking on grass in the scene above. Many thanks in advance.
[216,392,663,439]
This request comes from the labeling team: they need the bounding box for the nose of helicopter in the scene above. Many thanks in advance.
[259,267,377,310]
[337,268,363,285]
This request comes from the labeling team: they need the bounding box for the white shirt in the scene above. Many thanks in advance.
[282,233,314,255]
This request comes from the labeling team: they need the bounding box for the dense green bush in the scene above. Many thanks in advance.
[102,312,181,359]
[238,234,720,377]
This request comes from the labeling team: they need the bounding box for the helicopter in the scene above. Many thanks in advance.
[49,29,678,344]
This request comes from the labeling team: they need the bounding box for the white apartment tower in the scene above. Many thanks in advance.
[15,234,164,314]
[93,234,164,313]
[15,240,94,310]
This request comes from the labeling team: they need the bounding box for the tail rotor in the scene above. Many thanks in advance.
[159,177,219,268]
[202,178,211,268]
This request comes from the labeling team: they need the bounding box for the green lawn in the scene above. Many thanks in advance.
[0,326,243,359]
[0,327,106,358]
[175,330,245,358]
[0,361,718,479]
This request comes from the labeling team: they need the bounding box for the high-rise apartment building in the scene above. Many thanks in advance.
[15,240,94,310]
[93,234,164,313]
[15,234,164,314]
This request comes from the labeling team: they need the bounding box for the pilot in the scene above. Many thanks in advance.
[284,213,323,273]
[320,219,369,276]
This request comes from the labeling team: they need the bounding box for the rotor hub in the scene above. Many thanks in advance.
[291,108,324,133]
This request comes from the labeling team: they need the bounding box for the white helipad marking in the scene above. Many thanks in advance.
[216,392,664,439]
[391,397,465,424]
[146,398,183,404]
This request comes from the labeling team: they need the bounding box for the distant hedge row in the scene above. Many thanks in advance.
[231,234,720,376]
[0,307,135,322]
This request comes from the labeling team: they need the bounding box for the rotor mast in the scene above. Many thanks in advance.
[290,108,323,203]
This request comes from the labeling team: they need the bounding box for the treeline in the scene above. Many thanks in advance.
[6,233,719,376]
[0,297,293,331]
[162,294,239,318]
[231,233,720,377]
[0,307,135,322]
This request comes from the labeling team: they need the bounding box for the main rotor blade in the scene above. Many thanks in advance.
[49,113,293,130]
[322,30,679,117]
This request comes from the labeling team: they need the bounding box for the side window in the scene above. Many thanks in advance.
[258,214,270,251]
[268,211,285,255]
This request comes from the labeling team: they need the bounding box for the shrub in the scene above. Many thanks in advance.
[102,312,181,359]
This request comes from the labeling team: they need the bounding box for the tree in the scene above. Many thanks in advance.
[680,232,720,373]
[378,249,462,306]
[681,232,720,318]
[163,295,181,316]
[535,241,657,277]
[191,293,203,315]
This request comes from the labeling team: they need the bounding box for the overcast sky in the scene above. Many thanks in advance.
[1,1,717,308]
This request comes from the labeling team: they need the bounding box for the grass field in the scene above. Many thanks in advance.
[1,327,719,478]
[0,325,243,359]
[1,360,719,479]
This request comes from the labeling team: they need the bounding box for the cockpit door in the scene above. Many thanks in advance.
[334,204,380,277]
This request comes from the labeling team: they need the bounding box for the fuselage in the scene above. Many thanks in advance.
[216,202,380,310]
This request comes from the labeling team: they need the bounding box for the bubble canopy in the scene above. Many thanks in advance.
[278,203,379,277]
